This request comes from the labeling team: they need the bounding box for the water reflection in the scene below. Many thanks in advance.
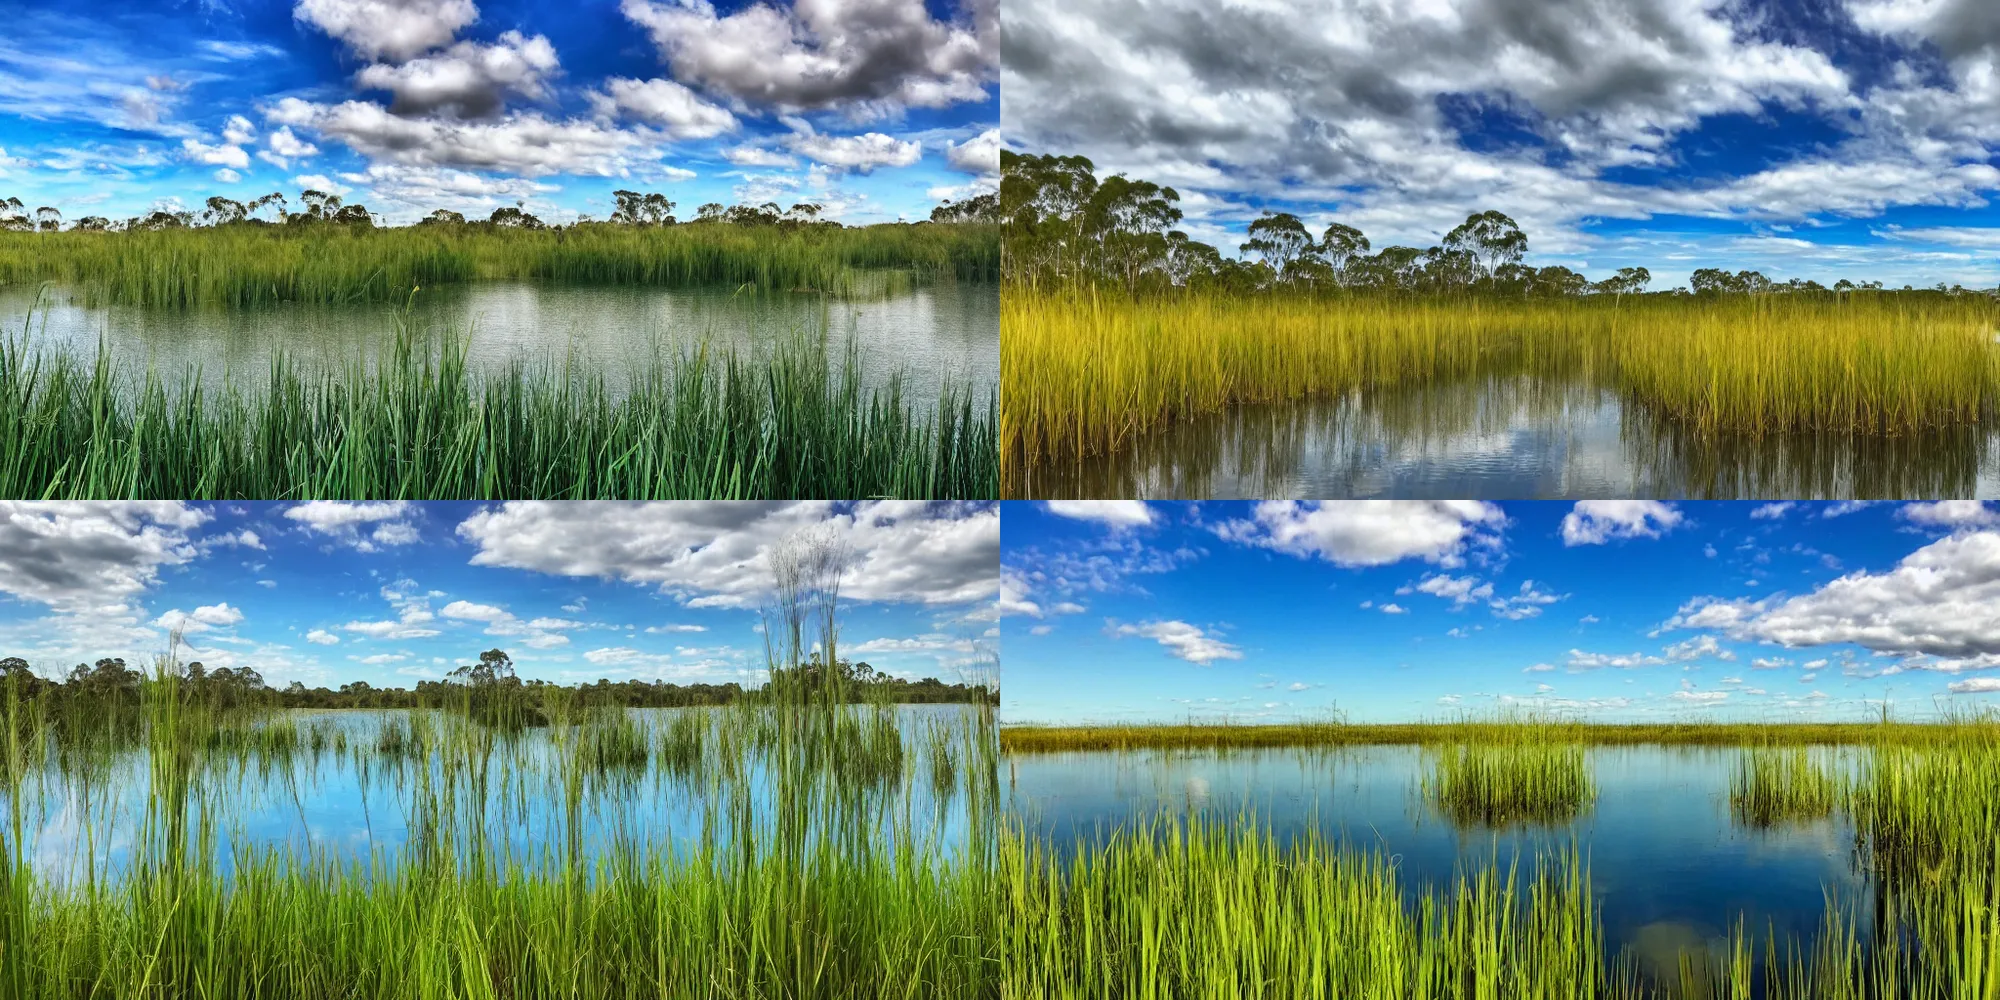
[1005,745,1873,976]
[1017,373,1998,498]
[9,705,981,883]
[2,279,998,399]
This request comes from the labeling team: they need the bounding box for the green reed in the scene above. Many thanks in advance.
[1001,813,1608,1000]
[1429,738,1595,826]
[1000,718,2000,753]
[1729,747,1846,828]
[0,308,996,500]
[0,584,999,998]
[0,222,999,308]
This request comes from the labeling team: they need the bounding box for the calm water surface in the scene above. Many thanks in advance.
[1020,375,2000,498]
[1007,745,1873,980]
[2,280,998,399]
[12,705,981,881]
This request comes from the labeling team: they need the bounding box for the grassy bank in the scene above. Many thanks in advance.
[1428,736,1595,826]
[0,315,996,499]
[999,718,2000,753]
[0,222,999,308]
[1002,289,2000,487]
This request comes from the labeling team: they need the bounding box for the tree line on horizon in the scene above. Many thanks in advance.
[0,648,995,711]
[1001,151,1985,298]
[0,186,1000,234]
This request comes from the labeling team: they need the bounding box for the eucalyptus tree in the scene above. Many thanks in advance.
[610,189,675,225]
[1318,222,1370,282]
[419,208,466,225]
[298,188,340,221]
[1240,211,1314,284]
[247,191,288,222]
[0,197,27,232]
[33,206,59,232]
[1442,210,1528,278]
[202,196,247,226]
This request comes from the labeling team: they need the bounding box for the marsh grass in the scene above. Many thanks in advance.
[0,306,996,500]
[0,223,999,308]
[999,718,2000,753]
[0,562,1001,1000]
[1000,812,1610,999]
[1429,738,1595,826]
[1729,747,1846,828]
[1002,289,2000,487]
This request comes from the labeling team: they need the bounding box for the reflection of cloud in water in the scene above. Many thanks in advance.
[1024,371,1994,499]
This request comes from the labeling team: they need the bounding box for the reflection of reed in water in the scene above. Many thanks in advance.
[1019,356,1994,499]
[1621,401,1987,499]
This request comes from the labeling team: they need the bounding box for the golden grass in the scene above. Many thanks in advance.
[1001,288,2000,488]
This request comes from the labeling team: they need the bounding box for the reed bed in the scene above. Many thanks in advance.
[1002,288,2000,486]
[0,223,999,308]
[999,719,2000,753]
[0,586,1001,998]
[1000,813,1608,1000]
[1428,739,1596,826]
[0,314,996,499]
[1728,747,1846,828]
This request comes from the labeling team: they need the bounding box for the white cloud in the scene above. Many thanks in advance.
[305,629,341,645]
[724,144,798,167]
[1378,602,1407,614]
[268,97,661,178]
[456,501,998,608]
[1752,502,1796,520]
[1107,619,1242,664]
[1043,500,1153,527]
[1216,501,1505,568]
[284,501,420,552]
[1560,501,1683,546]
[1901,501,2000,530]
[620,0,995,113]
[1406,573,1493,610]
[182,137,250,170]
[945,127,1001,175]
[1948,677,2000,694]
[0,503,208,614]
[260,127,319,171]
[355,31,562,118]
[1664,530,2000,672]
[785,130,922,172]
[153,603,244,635]
[293,0,480,62]
[589,77,738,139]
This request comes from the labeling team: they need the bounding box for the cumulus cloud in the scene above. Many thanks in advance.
[1561,500,1684,546]
[153,603,244,635]
[1663,530,2000,672]
[456,501,998,609]
[589,77,739,139]
[1107,619,1241,664]
[305,629,341,645]
[1901,501,2000,530]
[0,503,208,615]
[620,0,995,113]
[293,0,480,62]
[784,130,922,172]
[268,97,660,177]
[1216,501,1505,568]
[945,127,1001,175]
[1043,501,1153,527]
[355,31,561,118]
[284,501,421,552]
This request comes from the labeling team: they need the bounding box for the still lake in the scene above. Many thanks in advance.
[1006,744,1872,983]
[1018,374,2000,498]
[0,279,999,400]
[11,705,983,881]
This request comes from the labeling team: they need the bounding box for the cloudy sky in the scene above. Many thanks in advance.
[0,501,998,689]
[1002,0,2000,287]
[0,0,998,225]
[1002,499,2000,724]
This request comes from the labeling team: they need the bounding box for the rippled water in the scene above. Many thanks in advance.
[1006,744,1873,981]
[2,279,999,399]
[1018,375,2000,498]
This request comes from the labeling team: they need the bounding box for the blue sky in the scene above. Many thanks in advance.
[0,0,997,226]
[1001,0,2000,288]
[1002,500,2000,725]
[0,501,998,689]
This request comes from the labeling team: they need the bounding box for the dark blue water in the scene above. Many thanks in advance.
[1006,744,1871,977]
